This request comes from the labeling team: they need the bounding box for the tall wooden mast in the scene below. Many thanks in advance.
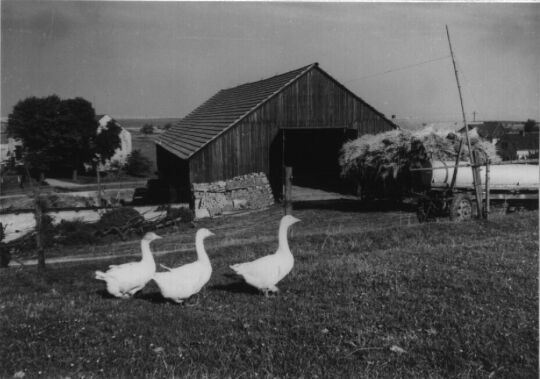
[446,25,484,217]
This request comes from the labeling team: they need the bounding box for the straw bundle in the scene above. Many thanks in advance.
[339,126,500,197]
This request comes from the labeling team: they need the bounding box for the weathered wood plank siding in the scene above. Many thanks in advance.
[189,67,394,183]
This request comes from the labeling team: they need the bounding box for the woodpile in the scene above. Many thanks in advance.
[193,173,274,218]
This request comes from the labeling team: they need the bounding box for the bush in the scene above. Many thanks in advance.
[125,150,152,177]
[98,207,144,231]
[140,123,154,134]
[54,219,97,246]
[166,206,194,223]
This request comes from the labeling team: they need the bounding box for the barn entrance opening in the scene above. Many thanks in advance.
[269,128,358,200]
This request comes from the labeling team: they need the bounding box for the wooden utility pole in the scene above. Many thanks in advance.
[284,166,293,215]
[446,25,484,218]
[25,165,46,270]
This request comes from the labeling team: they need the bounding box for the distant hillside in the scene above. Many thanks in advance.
[116,118,181,131]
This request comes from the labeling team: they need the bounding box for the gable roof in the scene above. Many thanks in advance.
[157,63,396,159]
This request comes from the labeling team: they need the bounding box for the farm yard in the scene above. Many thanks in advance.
[1,206,537,378]
[2,2,539,379]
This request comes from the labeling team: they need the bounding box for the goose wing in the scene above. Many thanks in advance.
[230,254,282,288]
[153,261,208,299]
[103,261,154,291]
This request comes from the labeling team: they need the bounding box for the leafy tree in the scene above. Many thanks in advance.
[140,123,154,134]
[524,119,536,133]
[6,95,119,178]
[7,95,63,173]
[94,120,122,166]
[125,150,152,177]
[162,122,173,131]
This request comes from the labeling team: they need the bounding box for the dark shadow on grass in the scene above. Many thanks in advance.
[210,280,260,295]
[136,291,170,304]
[95,289,117,299]
[292,199,417,213]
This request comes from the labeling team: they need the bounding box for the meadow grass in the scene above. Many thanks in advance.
[0,212,537,378]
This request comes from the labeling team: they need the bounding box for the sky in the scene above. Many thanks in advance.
[1,1,539,124]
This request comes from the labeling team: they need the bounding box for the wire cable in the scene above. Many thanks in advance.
[346,55,451,83]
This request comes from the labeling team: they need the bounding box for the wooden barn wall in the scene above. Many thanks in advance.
[189,67,395,183]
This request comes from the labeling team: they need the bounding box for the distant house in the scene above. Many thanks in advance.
[496,133,539,160]
[0,121,23,165]
[461,122,506,144]
[460,121,540,145]
[96,115,132,168]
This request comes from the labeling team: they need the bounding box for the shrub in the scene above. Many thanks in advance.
[98,207,144,232]
[125,150,152,177]
[54,219,97,246]
[140,123,154,134]
[166,206,194,223]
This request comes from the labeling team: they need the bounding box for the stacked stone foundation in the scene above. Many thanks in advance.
[193,172,274,218]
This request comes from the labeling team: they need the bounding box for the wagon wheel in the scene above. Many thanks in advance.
[417,198,435,223]
[449,194,473,222]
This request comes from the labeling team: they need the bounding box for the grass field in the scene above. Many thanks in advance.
[0,211,537,378]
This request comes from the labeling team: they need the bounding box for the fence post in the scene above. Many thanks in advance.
[485,159,490,219]
[284,166,293,215]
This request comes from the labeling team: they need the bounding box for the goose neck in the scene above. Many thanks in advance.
[195,236,210,263]
[278,222,291,253]
[141,240,155,263]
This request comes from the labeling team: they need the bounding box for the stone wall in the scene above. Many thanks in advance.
[193,172,274,218]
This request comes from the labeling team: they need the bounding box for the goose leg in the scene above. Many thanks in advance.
[185,296,200,307]
[269,285,279,294]
[127,285,144,296]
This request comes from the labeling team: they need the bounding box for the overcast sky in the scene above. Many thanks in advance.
[1,1,539,123]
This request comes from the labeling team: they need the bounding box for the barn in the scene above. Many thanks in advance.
[156,63,397,203]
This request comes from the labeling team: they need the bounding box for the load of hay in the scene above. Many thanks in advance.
[339,126,500,198]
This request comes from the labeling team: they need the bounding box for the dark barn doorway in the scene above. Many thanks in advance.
[269,128,358,199]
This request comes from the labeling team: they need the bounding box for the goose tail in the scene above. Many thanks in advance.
[94,270,108,281]
[229,264,244,275]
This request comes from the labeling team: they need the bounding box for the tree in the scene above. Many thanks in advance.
[125,150,152,177]
[524,119,536,133]
[140,123,154,134]
[93,120,122,205]
[7,95,63,174]
[94,120,122,165]
[6,95,119,179]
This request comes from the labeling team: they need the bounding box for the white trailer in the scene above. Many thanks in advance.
[412,160,539,221]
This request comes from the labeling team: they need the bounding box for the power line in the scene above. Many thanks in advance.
[346,55,451,83]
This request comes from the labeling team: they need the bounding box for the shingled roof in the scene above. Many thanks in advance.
[157,63,398,159]
[156,64,317,159]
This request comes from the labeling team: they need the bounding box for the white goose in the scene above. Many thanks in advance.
[94,232,161,298]
[230,215,301,296]
[152,228,215,304]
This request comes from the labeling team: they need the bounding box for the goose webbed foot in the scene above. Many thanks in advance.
[184,295,201,307]
[262,287,279,298]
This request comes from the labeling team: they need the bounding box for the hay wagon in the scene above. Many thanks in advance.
[412,160,539,222]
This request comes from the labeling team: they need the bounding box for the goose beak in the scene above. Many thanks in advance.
[292,217,301,223]
[155,234,163,240]
[208,231,215,237]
